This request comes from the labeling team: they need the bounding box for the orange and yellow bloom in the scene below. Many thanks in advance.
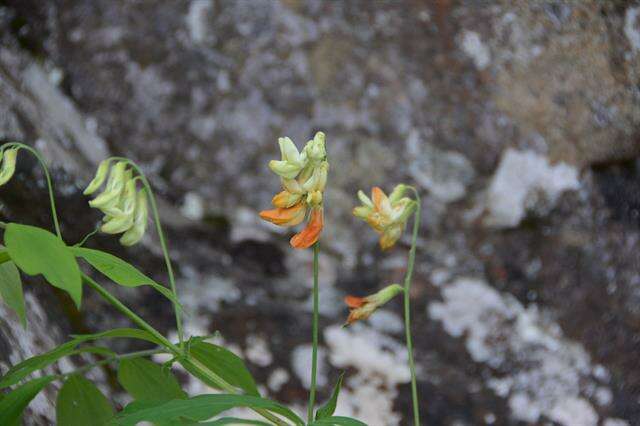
[353,184,416,250]
[344,284,404,326]
[260,132,328,249]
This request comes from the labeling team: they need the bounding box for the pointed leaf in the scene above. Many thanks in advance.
[56,375,114,426]
[315,372,344,420]
[181,340,259,397]
[5,224,82,307]
[309,417,368,426]
[70,247,181,307]
[0,259,26,327]
[70,327,165,347]
[0,375,54,425]
[118,358,186,402]
[113,394,304,426]
[193,418,271,425]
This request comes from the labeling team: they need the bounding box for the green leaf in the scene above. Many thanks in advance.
[0,260,26,327]
[56,375,114,426]
[70,247,181,307]
[70,327,165,347]
[181,340,259,397]
[193,418,272,425]
[315,372,344,420]
[113,394,304,426]
[118,358,186,402]
[5,224,82,307]
[309,416,368,426]
[0,327,160,389]
[0,249,10,264]
[0,342,112,389]
[0,375,54,425]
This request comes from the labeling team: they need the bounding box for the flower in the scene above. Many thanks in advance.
[260,132,328,249]
[0,148,19,186]
[343,284,404,326]
[353,184,416,250]
[85,160,149,246]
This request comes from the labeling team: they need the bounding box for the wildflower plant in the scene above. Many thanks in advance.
[0,136,424,426]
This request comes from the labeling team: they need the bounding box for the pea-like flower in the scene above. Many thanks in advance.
[260,132,328,249]
[0,148,19,186]
[85,160,149,246]
[343,284,404,326]
[353,184,416,250]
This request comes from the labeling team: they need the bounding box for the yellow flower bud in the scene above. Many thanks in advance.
[120,189,149,246]
[302,161,328,193]
[89,161,127,210]
[388,184,408,204]
[0,148,18,186]
[100,178,136,234]
[304,131,326,161]
[84,159,112,195]
[306,190,322,206]
[268,160,302,180]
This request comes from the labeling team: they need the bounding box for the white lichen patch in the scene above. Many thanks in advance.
[267,368,290,392]
[180,191,205,220]
[186,0,214,44]
[460,30,491,70]
[324,324,411,426]
[624,7,640,52]
[428,277,611,424]
[483,149,579,228]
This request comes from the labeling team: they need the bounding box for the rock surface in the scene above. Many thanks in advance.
[0,1,639,425]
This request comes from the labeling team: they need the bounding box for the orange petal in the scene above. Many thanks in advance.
[344,295,366,308]
[259,202,306,226]
[290,208,323,249]
[371,186,388,212]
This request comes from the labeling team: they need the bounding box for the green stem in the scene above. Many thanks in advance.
[82,273,181,355]
[307,242,320,423]
[4,143,62,238]
[405,187,421,426]
[55,348,164,380]
[84,273,288,426]
[109,157,184,348]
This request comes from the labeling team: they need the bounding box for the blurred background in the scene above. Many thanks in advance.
[0,1,639,425]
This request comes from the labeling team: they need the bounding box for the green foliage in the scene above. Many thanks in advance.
[0,375,54,425]
[113,394,305,426]
[309,417,368,426]
[190,418,272,425]
[70,247,181,307]
[4,223,82,307]
[117,357,186,402]
[70,327,166,347]
[315,372,344,420]
[0,258,26,327]
[56,375,114,426]
[181,340,259,397]
[0,342,112,389]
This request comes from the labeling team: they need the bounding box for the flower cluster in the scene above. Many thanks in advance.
[353,184,416,250]
[344,283,404,326]
[0,147,18,186]
[84,160,149,246]
[259,132,328,249]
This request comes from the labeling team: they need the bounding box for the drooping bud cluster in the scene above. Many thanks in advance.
[84,160,149,246]
[343,284,404,326]
[260,132,328,249]
[353,184,416,250]
[0,147,19,186]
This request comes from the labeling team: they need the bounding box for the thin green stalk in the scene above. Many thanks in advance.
[84,273,288,426]
[307,242,320,423]
[56,348,164,380]
[4,143,62,238]
[109,157,184,348]
[405,187,421,426]
[82,273,181,355]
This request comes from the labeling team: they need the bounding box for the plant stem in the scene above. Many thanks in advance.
[82,273,181,355]
[5,143,62,238]
[109,157,184,348]
[56,348,164,380]
[84,273,289,426]
[307,242,320,423]
[405,187,422,426]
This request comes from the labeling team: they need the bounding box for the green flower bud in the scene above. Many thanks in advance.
[304,131,326,161]
[119,189,149,246]
[388,184,408,204]
[100,178,136,234]
[0,148,18,186]
[84,159,112,195]
[89,161,127,210]
[357,190,374,209]
[268,160,302,179]
[302,161,328,193]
